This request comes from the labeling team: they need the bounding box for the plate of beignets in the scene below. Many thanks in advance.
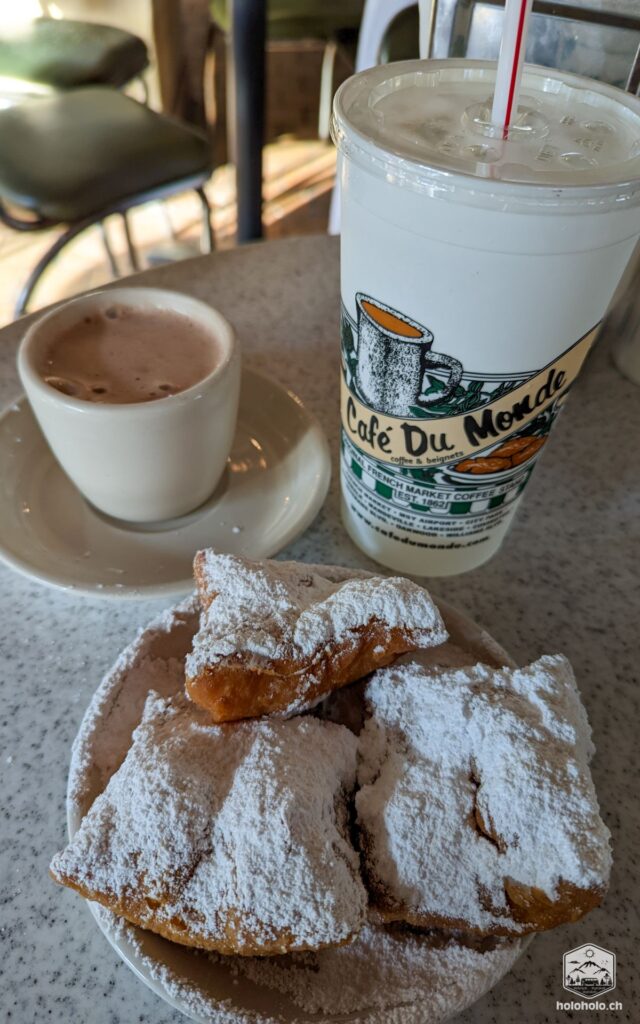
[50,553,611,1023]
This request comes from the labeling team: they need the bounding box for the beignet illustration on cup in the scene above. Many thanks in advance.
[455,435,547,476]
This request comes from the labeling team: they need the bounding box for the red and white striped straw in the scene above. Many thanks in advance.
[491,0,534,139]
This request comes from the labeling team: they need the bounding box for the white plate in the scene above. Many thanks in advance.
[65,589,530,1024]
[0,369,330,599]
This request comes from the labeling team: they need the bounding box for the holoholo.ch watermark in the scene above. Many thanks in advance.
[557,944,622,1013]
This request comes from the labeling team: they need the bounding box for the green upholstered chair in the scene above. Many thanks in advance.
[0,87,213,315]
[0,17,148,94]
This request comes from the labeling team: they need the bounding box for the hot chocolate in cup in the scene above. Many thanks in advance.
[18,287,241,523]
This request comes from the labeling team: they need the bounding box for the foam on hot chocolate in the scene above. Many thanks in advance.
[39,304,220,404]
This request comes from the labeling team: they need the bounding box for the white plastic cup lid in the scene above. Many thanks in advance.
[332,60,640,208]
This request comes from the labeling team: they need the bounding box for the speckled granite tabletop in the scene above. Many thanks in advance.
[0,235,637,1024]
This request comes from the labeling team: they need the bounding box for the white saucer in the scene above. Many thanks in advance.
[65,590,528,1024]
[0,369,330,599]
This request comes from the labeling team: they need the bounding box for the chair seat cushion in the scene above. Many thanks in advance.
[0,88,212,223]
[0,17,148,89]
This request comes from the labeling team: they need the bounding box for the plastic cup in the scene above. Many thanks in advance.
[332,59,640,576]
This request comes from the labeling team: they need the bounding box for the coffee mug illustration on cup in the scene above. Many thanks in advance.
[355,294,463,416]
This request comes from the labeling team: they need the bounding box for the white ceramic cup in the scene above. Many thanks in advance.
[18,287,241,522]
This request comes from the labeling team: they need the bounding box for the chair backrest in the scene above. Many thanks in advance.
[329,0,640,234]
[328,0,433,234]
[355,0,434,72]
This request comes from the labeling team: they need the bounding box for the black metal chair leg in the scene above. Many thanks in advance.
[121,212,141,272]
[100,221,120,277]
[15,219,97,316]
[11,175,214,316]
[195,187,215,253]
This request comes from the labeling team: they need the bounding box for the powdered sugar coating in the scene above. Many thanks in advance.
[94,905,528,1023]
[67,596,199,816]
[357,655,611,934]
[231,923,527,1018]
[53,692,367,953]
[186,553,446,702]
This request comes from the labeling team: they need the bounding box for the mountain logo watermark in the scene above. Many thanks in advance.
[563,944,616,999]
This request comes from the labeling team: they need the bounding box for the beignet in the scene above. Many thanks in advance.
[51,692,367,955]
[356,654,611,937]
[186,552,447,721]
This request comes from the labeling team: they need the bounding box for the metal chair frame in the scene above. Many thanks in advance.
[432,0,640,71]
[0,176,214,316]
[349,0,640,84]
